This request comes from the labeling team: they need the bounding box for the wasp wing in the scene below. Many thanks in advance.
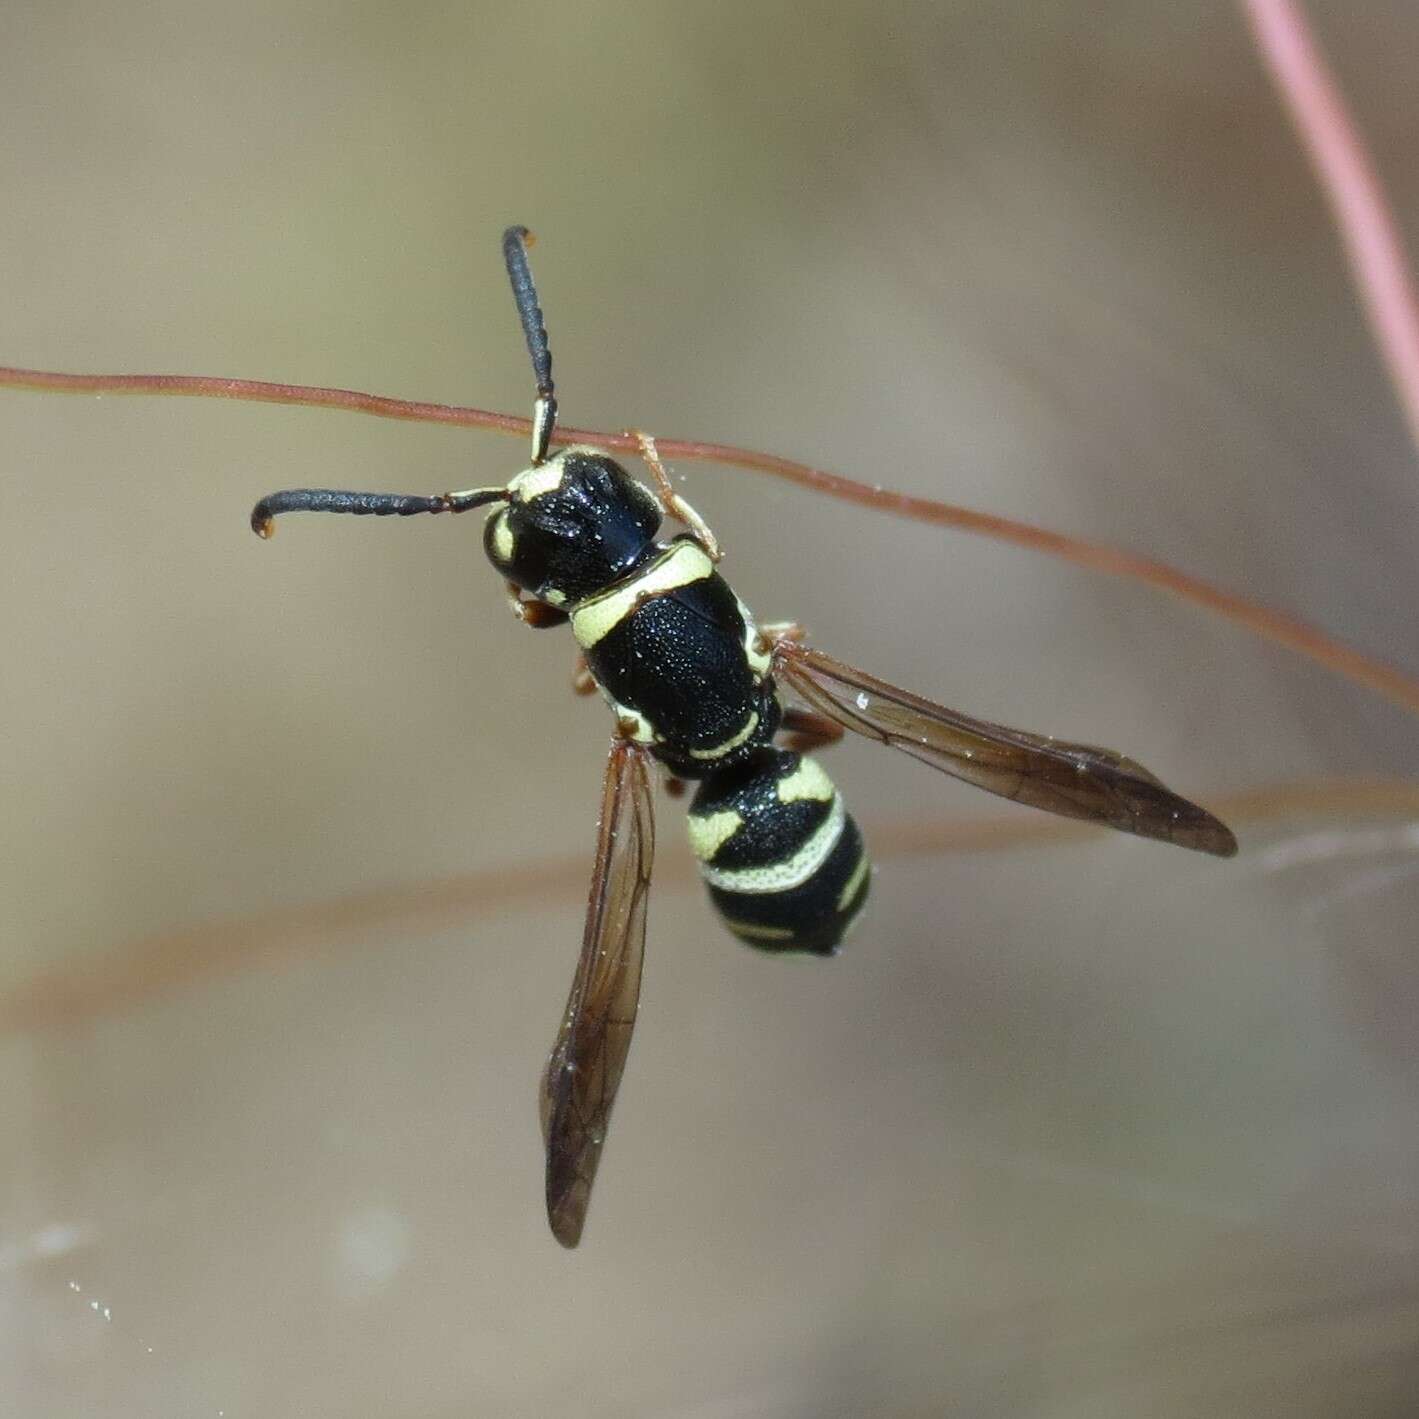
[773,640,1236,857]
[539,737,656,1248]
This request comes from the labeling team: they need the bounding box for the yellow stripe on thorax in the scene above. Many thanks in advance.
[570,540,714,650]
[687,711,760,761]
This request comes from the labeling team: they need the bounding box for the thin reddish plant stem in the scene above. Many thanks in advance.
[0,366,533,434]
[4,360,1418,715]
[1242,0,1419,456]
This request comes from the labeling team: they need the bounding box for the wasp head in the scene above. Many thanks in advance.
[482,447,662,607]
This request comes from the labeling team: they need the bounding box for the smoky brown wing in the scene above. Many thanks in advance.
[773,641,1237,858]
[539,737,656,1248]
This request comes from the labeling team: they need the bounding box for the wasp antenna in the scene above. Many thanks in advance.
[249,486,506,538]
[502,224,557,465]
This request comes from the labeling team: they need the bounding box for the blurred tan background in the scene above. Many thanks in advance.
[4,1,1419,1414]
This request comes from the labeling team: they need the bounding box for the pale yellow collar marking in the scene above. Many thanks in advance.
[571,540,714,649]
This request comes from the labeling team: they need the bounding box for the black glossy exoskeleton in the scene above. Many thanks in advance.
[252,226,1237,1248]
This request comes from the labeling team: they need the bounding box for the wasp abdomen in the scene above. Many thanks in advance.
[686,749,871,956]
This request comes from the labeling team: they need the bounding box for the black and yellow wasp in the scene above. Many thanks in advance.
[252,227,1237,1247]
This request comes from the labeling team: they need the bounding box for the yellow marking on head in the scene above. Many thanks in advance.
[699,797,846,894]
[543,587,567,607]
[836,851,871,912]
[776,756,835,804]
[571,540,714,650]
[686,809,742,862]
[509,462,566,501]
[488,508,515,562]
[509,444,605,503]
[688,711,759,761]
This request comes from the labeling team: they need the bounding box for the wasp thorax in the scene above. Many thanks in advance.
[483,447,662,607]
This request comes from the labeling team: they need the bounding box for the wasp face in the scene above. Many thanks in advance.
[483,447,662,607]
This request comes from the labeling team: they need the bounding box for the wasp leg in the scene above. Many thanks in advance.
[627,429,722,562]
[779,706,846,754]
[506,581,570,629]
[662,775,687,799]
[571,653,597,696]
